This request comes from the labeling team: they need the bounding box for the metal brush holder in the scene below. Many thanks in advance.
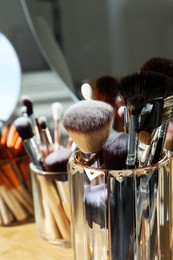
[68,150,172,260]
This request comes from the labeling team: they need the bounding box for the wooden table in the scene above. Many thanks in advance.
[0,220,73,260]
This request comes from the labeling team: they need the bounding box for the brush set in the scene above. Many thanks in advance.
[13,96,71,245]
[0,123,33,226]
[63,56,173,260]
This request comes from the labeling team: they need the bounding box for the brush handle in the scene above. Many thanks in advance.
[151,123,169,164]
[126,115,137,168]
[0,194,13,225]
[23,138,44,170]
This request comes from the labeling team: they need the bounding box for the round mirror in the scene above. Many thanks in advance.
[0,33,21,123]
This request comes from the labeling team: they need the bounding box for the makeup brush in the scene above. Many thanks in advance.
[63,100,114,167]
[21,95,41,147]
[44,147,72,221]
[13,116,44,169]
[38,116,53,156]
[140,57,173,161]
[119,71,173,168]
[51,102,63,150]
[102,132,128,170]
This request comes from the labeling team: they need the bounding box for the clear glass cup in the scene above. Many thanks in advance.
[30,163,71,247]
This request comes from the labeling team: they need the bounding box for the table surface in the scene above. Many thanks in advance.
[0,220,73,260]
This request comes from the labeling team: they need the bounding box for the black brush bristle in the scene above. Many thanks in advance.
[140,57,173,80]
[13,117,34,140]
[102,132,128,170]
[85,183,107,229]
[44,148,72,172]
[119,71,173,115]
[38,116,47,130]
[21,95,33,115]
[92,75,120,107]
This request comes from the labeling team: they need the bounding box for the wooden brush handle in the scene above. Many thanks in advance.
[39,176,71,240]
[0,194,13,225]
[38,175,61,240]
[55,181,71,222]
[0,185,28,221]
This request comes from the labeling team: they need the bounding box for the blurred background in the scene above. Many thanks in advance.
[0,0,173,140]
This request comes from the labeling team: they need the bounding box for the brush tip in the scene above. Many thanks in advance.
[38,116,47,129]
[63,100,114,153]
[138,130,151,145]
[21,95,33,115]
[102,132,128,170]
[44,147,72,172]
[81,83,93,100]
[13,116,34,140]
[51,102,63,120]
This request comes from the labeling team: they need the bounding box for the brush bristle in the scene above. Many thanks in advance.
[119,71,173,115]
[81,83,93,100]
[13,117,34,140]
[63,100,114,153]
[38,116,47,130]
[44,147,72,172]
[102,132,128,170]
[51,102,63,121]
[138,130,152,145]
[85,183,107,228]
[21,95,33,115]
[92,75,120,107]
[140,57,173,80]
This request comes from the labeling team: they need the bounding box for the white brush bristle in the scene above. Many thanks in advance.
[81,83,93,100]
[51,102,63,120]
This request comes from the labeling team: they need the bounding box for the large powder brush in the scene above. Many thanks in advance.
[63,100,114,155]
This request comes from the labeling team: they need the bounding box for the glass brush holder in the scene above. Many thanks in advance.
[30,163,71,247]
[68,150,172,260]
[0,155,34,226]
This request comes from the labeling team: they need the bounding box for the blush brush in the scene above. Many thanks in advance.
[63,100,114,167]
